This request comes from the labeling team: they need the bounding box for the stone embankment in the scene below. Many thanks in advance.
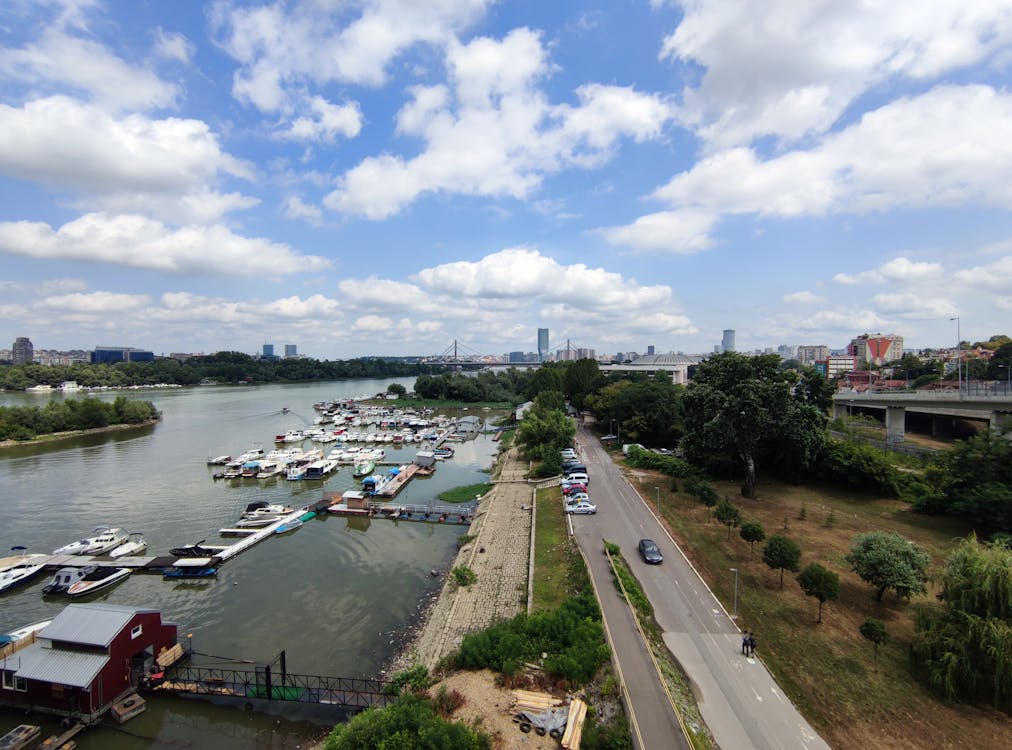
[395,444,536,671]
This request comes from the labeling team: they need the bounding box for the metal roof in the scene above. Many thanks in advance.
[4,641,108,688]
[40,603,157,648]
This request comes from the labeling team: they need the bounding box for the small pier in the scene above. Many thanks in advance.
[329,500,474,525]
[376,464,420,497]
[154,662,392,710]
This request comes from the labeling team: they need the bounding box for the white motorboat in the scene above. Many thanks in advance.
[0,619,51,645]
[257,460,283,478]
[53,527,129,556]
[66,566,130,597]
[206,454,231,465]
[0,548,48,593]
[42,566,91,594]
[236,502,293,526]
[109,533,147,558]
[286,463,308,480]
[274,518,303,535]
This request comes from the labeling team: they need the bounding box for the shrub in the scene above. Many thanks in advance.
[451,566,478,587]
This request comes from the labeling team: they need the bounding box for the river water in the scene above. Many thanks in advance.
[0,379,501,748]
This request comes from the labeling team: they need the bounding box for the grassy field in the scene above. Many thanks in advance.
[618,462,1012,749]
[531,487,575,612]
[438,483,493,504]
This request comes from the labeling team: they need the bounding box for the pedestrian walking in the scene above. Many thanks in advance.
[741,632,750,656]
[747,633,757,657]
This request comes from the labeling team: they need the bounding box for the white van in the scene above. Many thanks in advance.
[564,472,589,484]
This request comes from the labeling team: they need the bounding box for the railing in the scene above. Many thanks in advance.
[158,663,393,709]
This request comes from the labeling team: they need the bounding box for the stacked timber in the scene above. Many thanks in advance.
[561,698,587,750]
[510,689,562,713]
[157,643,185,669]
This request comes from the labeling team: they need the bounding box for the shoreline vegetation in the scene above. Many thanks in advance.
[0,396,160,444]
[0,418,160,450]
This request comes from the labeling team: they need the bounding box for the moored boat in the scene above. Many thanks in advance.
[53,527,129,556]
[42,566,92,594]
[0,619,51,646]
[164,558,217,578]
[274,518,303,535]
[352,459,375,477]
[109,533,147,559]
[170,540,218,558]
[66,566,130,597]
[0,548,48,594]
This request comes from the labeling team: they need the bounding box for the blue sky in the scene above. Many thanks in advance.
[1,0,1011,359]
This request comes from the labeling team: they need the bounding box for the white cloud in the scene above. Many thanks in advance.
[954,255,1012,290]
[326,29,674,218]
[835,256,945,285]
[284,196,323,223]
[795,309,891,332]
[606,86,1012,252]
[871,293,957,318]
[153,28,195,65]
[0,96,255,223]
[660,0,1012,148]
[596,209,715,253]
[783,291,821,304]
[280,96,363,142]
[36,291,151,313]
[0,213,333,277]
[211,0,493,111]
[0,28,178,110]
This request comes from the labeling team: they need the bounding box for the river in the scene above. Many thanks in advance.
[0,379,501,748]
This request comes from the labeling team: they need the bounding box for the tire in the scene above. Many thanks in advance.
[535,726,546,736]
[550,728,563,739]
[520,723,531,733]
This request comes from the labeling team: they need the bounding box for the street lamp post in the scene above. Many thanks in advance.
[655,486,660,515]
[1000,364,1011,395]
[730,568,739,619]
[950,316,961,399]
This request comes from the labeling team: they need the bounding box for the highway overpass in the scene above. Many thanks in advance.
[832,390,1012,442]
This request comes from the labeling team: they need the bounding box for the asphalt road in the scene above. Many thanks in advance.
[569,424,832,750]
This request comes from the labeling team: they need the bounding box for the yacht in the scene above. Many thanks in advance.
[304,458,338,480]
[53,527,129,556]
[0,549,48,593]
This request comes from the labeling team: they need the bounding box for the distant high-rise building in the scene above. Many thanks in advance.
[777,344,796,359]
[647,345,655,356]
[537,328,549,363]
[284,344,297,358]
[90,346,154,364]
[797,345,829,366]
[12,337,33,365]
[722,329,736,353]
[849,333,903,367]
[263,343,274,359]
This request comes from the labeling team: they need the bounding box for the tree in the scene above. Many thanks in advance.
[714,499,741,540]
[739,521,766,559]
[762,535,801,587]
[563,358,602,411]
[910,535,1012,708]
[387,382,407,397]
[797,563,840,622]
[845,531,931,602]
[681,352,826,499]
[859,618,889,670]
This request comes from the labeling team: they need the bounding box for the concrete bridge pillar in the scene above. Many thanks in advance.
[833,403,848,420]
[885,406,905,443]
[991,411,1012,436]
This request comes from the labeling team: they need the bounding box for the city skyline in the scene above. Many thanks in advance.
[1,2,1011,358]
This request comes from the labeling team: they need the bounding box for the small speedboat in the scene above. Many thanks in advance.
[53,527,129,556]
[170,540,218,558]
[352,460,375,477]
[0,619,51,646]
[66,566,130,597]
[43,566,92,594]
[0,547,48,594]
[274,518,303,535]
[163,559,217,579]
[109,533,147,558]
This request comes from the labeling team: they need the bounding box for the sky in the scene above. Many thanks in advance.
[1,0,1011,360]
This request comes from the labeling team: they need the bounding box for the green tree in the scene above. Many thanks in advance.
[739,521,766,559]
[859,618,889,670]
[681,352,826,498]
[387,382,407,397]
[564,358,602,411]
[762,535,801,587]
[845,531,931,602]
[910,536,1012,708]
[797,563,840,623]
[714,499,741,540]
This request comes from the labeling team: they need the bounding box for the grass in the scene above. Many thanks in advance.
[623,466,1011,750]
[531,486,575,612]
[438,483,493,504]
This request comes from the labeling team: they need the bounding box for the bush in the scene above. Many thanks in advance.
[814,439,905,497]
[624,445,695,478]
[451,566,478,587]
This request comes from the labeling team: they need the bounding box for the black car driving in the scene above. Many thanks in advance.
[638,538,663,564]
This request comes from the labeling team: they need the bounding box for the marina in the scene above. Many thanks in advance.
[0,379,503,749]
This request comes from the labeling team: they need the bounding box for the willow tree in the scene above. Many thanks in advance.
[681,352,826,498]
[911,535,1012,710]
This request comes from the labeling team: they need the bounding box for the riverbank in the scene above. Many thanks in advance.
[387,444,534,674]
[0,418,159,450]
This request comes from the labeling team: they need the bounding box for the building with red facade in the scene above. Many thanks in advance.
[0,603,178,722]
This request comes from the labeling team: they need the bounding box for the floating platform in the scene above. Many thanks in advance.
[329,501,473,525]
[0,725,40,750]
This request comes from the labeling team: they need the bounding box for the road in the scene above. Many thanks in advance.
[570,424,832,750]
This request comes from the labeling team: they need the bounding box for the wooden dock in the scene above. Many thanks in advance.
[375,464,420,497]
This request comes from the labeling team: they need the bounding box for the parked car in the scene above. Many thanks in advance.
[566,493,590,504]
[560,449,577,459]
[566,501,596,515]
[637,539,663,564]
[564,472,589,484]
[562,483,587,495]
